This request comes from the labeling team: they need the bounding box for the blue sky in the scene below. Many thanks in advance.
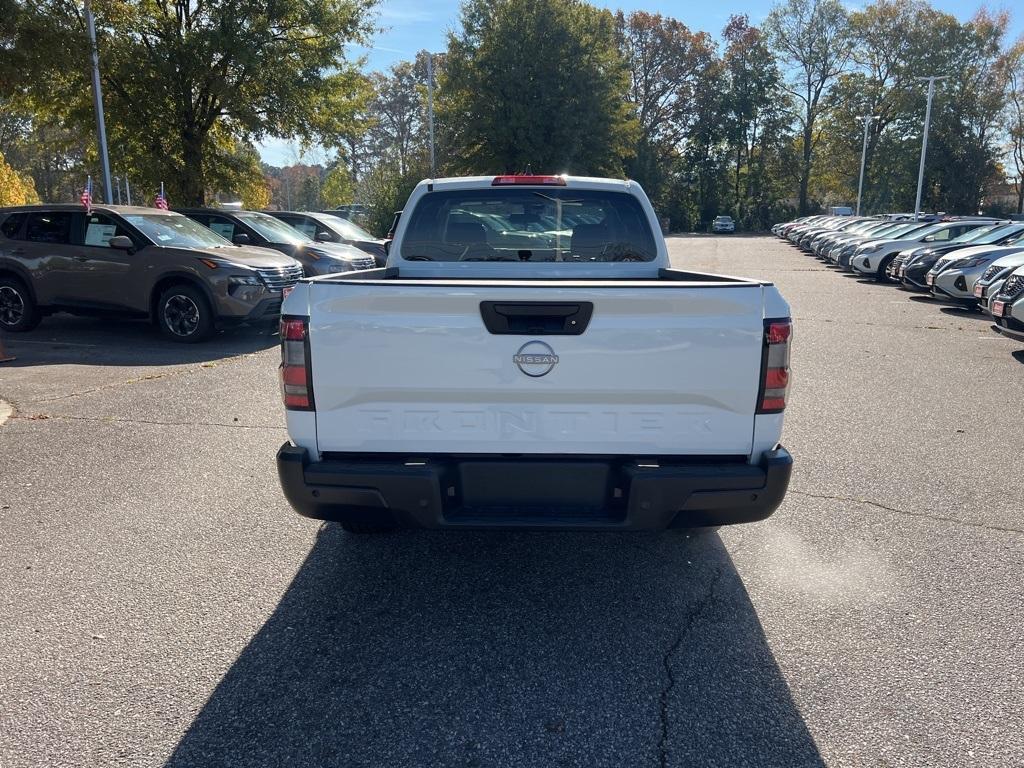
[258,0,1021,165]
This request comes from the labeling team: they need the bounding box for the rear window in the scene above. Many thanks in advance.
[25,212,72,244]
[399,189,658,263]
[1,212,27,239]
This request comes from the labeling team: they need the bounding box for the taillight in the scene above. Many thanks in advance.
[280,316,314,410]
[758,318,792,413]
[491,175,566,186]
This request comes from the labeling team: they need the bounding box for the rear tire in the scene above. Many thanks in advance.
[0,277,41,332]
[155,284,214,343]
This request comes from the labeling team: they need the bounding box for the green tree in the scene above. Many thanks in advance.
[9,0,377,205]
[721,15,791,226]
[822,2,1010,214]
[1003,39,1024,213]
[322,163,356,207]
[440,0,637,175]
[765,0,851,215]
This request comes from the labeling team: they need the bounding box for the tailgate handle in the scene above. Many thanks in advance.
[480,301,593,335]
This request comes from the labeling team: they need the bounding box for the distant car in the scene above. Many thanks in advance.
[828,206,854,216]
[712,215,735,233]
[0,205,302,342]
[888,222,1018,286]
[324,204,369,221]
[828,221,936,267]
[849,220,997,280]
[176,208,375,276]
[268,211,387,266]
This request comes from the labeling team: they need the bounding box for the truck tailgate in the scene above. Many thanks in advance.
[307,281,766,456]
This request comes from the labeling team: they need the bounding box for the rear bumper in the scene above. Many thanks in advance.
[276,444,793,530]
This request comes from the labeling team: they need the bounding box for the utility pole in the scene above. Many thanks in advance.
[855,115,879,216]
[427,52,436,177]
[84,0,113,204]
[913,76,947,221]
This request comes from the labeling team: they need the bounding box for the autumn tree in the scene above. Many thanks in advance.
[615,11,717,210]
[0,151,40,205]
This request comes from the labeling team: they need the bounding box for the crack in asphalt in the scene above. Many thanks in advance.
[656,530,758,768]
[657,563,728,768]
[10,413,286,431]
[789,489,1024,535]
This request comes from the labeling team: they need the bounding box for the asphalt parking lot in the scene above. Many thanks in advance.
[1,234,1023,767]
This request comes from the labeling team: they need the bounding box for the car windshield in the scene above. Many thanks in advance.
[125,213,230,248]
[949,224,999,243]
[965,223,1024,244]
[862,222,907,237]
[892,222,938,239]
[237,212,310,245]
[319,214,376,241]
[400,188,658,262]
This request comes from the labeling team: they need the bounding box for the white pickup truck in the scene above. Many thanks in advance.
[276,175,793,532]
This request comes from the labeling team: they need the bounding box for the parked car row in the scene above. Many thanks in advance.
[772,214,1024,344]
[0,204,387,343]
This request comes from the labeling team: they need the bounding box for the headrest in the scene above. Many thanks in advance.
[571,222,609,249]
[447,222,488,244]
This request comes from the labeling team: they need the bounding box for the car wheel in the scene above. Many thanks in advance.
[156,284,214,343]
[877,257,895,281]
[0,277,41,332]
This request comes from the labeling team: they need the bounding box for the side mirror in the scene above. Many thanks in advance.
[233,233,250,245]
[315,231,332,242]
[109,235,134,250]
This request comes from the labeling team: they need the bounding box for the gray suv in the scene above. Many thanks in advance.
[0,205,303,342]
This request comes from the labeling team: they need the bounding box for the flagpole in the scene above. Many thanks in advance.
[84,0,113,204]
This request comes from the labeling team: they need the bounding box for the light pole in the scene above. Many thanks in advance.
[84,0,113,204]
[426,52,436,177]
[913,76,947,220]
[856,114,879,216]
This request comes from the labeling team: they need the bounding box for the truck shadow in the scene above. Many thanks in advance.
[0,314,277,367]
[166,526,824,768]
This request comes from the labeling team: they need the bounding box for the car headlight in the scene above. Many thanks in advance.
[860,245,879,254]
[959,257,990,269]
[227,274,265,300]
[228,275,262,286]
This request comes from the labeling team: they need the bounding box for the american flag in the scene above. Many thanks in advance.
[155,183,169,210]
[81,176,92,213]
